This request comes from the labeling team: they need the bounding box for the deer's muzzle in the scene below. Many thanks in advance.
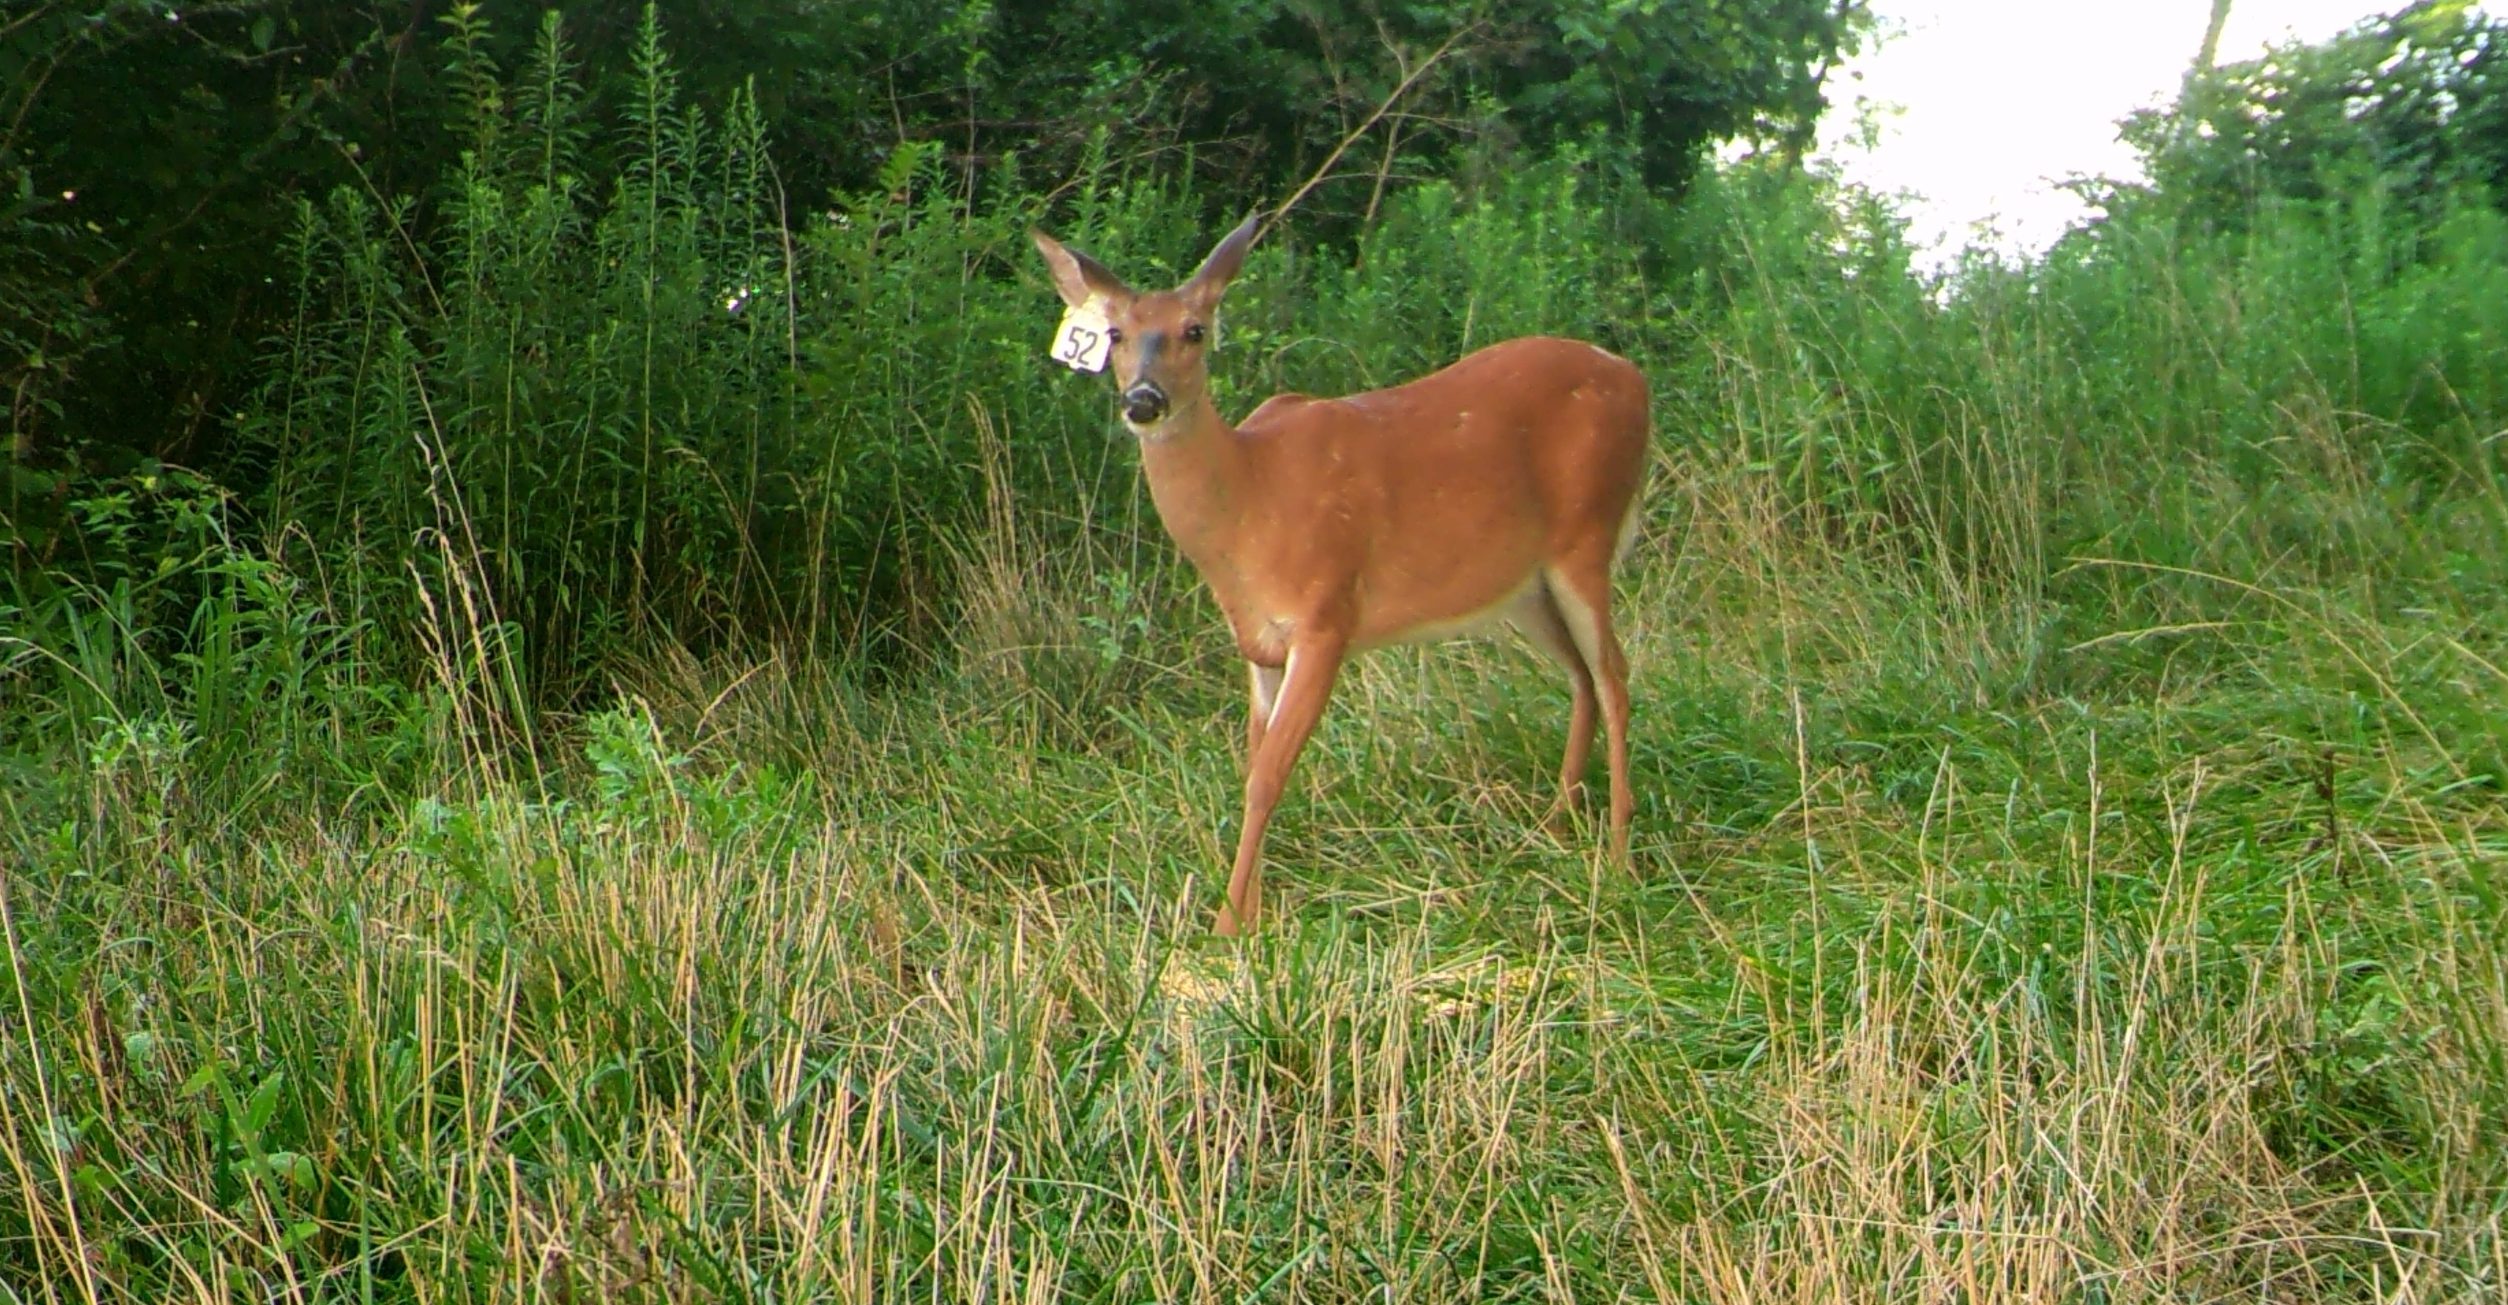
[1121,382,1170,426]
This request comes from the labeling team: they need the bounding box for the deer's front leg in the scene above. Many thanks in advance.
[1215,636,1346,936]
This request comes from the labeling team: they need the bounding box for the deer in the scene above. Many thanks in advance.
[1030,216,1650,935]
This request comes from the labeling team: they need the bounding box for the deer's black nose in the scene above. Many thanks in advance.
[1121,383,1169,425]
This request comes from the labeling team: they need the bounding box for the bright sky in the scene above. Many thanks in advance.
[1816,1,2489,264]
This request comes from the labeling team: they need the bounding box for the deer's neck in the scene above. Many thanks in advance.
[1137,392,1249,567]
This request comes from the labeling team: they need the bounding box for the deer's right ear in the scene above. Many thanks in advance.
[1030,229,1132,312]
[1182,214,1261,308]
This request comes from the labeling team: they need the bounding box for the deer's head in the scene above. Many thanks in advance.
[1031,216,1258,434]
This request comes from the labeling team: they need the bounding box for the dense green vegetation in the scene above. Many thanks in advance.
[0,0,1859,513]
[4,1,2505,1299]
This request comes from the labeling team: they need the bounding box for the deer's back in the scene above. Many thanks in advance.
[1222,336,1649,645]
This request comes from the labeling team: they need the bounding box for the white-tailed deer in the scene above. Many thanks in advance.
[1032,217,1649,934]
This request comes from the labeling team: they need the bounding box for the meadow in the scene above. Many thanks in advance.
[5,25,2508,1300]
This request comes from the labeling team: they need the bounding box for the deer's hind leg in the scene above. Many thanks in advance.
[1513,584,1599,834]
[1542,559,1633,864]
[1247,661,1284,763]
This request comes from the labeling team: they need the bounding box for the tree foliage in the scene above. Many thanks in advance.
[2122,0,2505,224]
[1,0,1863,508]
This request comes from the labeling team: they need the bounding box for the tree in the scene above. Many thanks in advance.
[2124,0,2506,223]
[3,0,1868,524]
[3,3,425,498]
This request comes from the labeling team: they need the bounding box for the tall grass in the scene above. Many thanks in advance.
[7,540,2504,1298]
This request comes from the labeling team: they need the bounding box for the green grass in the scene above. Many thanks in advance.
[6,89,2507,1298]
[7,445,2504,1302]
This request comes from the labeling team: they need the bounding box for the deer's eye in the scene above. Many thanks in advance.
[1182,323,1206,345]
[1106,327,1124,344]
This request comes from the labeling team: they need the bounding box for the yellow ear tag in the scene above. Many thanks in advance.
[1049,302,1113,374]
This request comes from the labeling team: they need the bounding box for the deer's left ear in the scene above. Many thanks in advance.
[1031,228,1136,313]
[1181,214,1260,310]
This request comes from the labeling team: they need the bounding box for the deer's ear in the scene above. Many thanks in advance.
[1030,229,1134,312]
[1181,214,1260,309]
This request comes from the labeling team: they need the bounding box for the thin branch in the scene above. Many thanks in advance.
[2193,0,2235,76]
[0,1,64,48]
[1363,117,1402,225]
[2,40,74,157]
[1261,22,1477,239]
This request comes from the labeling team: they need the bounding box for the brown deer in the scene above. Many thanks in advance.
[1031,217,1650,934]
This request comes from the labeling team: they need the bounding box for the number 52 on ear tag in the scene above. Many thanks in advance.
[1049,304,1113,374]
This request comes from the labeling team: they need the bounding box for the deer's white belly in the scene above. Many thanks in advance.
[1357,577,1544,651]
